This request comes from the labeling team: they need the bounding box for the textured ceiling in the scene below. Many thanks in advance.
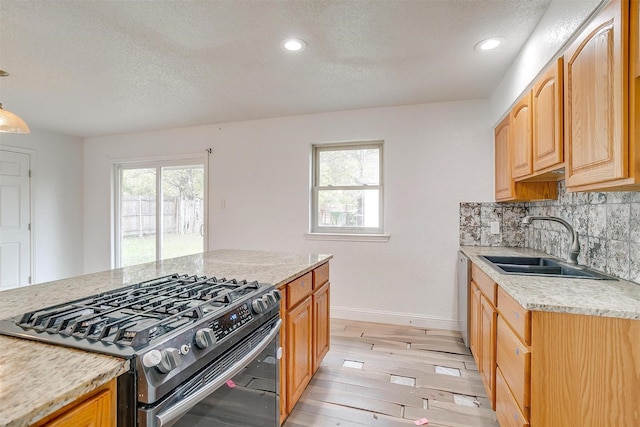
[0,0,553,138]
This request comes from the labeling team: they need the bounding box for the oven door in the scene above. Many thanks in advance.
[138,316,281,427]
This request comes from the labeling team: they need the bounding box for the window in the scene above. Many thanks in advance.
[114,157,207,267]
[311,142,383,234]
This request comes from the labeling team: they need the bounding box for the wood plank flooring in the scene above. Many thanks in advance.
[283,319,498,427]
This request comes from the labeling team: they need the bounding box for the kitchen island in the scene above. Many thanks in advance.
[0,249,331,427]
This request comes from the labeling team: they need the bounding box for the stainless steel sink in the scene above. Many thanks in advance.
[480,255,615,280]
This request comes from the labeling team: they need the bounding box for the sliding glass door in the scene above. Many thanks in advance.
[116,159,206,268]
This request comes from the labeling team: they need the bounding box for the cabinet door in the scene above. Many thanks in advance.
[496,368,530,427]
[312,281,330,373]
[480,294,497,409]
[511,92,533,179]
[469,281,481,366]
[279,287,288,424]
[564,0,627,187]
[495,115,514,201]
[533,58,564,172]
[496,316,530,415]
[286,295,313,414]
[46,389,113,427]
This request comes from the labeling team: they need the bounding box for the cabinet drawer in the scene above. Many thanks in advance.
[497,316,530,413]
[313,262,330,289]
[287,272,313,309]
[472,263,496,304]
[497,286,531,344]
[496,368,529,427]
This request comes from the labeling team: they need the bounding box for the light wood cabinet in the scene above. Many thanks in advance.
[496,368,529,427]
[278,287,288,425]
[496,316,530,417]
[33,379,116,427]
[469,264,497,409]
[564,0,640,191]
[494,112,558,202]
[285,294,313,413]
[469,281,481,365]
[532,57,564,174]
[279,262,330,424]
[530,311,640,426]
[469,261,640,426]
[480,294,497,408]
[312,280,330,373]
[511,92,533,179]
[495,116,514,201]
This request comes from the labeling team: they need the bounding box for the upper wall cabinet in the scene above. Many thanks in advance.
[565,0,640,191]
[532,58,564,174]
[495,116,514,201]
[511,92,533,179]
[494,114,557,202]
[513,58,565,182]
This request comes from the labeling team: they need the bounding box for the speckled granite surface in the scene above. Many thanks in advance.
[0,249,331,427]
[461,246,640,319]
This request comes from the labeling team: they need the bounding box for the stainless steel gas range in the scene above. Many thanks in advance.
[0,273,282,427]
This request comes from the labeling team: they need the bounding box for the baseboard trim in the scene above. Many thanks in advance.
[331,306,460,331]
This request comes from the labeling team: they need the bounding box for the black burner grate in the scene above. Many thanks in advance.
[15,274,263,348]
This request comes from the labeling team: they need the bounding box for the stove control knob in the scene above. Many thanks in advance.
[195,328,216,349]
[264,290,281,306]
[142,349,162,369]
[158,348,182,373]
[252,298,268,314]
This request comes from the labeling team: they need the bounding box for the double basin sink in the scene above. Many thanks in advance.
[480,255,615,280]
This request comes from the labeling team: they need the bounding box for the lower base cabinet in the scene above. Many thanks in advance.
[530,311,640,426]
[470,261,640,427]
[496,368,529,427]
[33,379,116,427]
[312,281,330,372]
[285,295,313,412]
[278,262,330,424]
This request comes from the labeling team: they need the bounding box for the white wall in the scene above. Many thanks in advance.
[0,128,84,284]
[84,100,493,329]
[490,0,603,125]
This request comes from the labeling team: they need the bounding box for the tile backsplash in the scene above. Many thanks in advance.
[460,180,640,283]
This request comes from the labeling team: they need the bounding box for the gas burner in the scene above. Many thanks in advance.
[0,271,283,425]
[0,273,279,354]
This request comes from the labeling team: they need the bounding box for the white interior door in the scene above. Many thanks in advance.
[0,149,31,289]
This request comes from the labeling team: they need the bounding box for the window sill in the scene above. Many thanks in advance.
[303,233,390,243]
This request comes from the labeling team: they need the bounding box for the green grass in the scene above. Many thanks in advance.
[121,233,204,267]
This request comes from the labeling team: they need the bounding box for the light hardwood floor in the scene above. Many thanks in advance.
[283,318,499,427]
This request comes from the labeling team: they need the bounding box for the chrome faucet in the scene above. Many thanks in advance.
[521,216,580,265]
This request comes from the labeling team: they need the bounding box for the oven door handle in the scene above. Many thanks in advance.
[155,319,282,427]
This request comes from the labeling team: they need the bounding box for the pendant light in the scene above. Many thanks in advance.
[0,70,30,134]
[0,103,30,134]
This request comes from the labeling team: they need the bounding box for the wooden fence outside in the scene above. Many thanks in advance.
[122,196,203,237]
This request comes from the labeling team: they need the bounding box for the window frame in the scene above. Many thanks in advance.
[311,141,384,235]
[113,153,209,268]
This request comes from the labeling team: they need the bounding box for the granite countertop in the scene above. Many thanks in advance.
[460,246,640,320]
[0,249,332,427]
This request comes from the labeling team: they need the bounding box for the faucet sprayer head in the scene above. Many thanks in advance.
[522,216,532,225]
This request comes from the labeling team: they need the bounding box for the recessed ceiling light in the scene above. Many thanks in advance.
[281,38,307,52]
[475,37,504,51]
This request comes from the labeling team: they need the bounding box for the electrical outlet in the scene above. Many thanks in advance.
[490,221,500,235]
